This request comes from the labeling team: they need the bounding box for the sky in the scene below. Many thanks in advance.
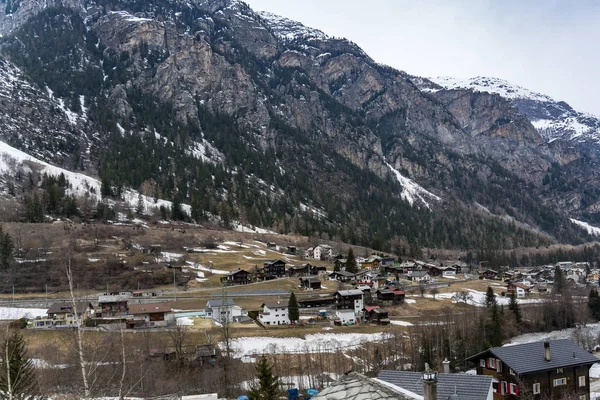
[244,0,600,115]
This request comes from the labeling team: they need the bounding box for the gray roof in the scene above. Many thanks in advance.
[336,290,364,296]
[313,372,413,399]
[411,271,429,277]
[467,339,598,375]
[48,301,92,315]
[378,371,493,400]
[331,270,356,277]
[206,299,235,308]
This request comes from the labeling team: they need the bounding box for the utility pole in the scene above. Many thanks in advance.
[173,267,177,302]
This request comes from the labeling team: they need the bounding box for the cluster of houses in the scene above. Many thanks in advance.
[315,339,598,400]
[30,291,250,330]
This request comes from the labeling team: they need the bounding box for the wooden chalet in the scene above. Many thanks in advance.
[329,270,356,282]
[467,339,598,399]
[223,269,251,286]
[300,276,322,290]
[263,260,286,279]
[363,306,390,325]
[287,264,311,277]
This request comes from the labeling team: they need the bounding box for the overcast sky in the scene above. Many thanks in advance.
[244,0,600,115]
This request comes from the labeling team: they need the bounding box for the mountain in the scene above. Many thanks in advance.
[0,0,596,251]
[414,75,600,223]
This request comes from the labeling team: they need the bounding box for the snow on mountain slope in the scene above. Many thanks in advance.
[570,218,600,237]
[385,161,441,208]
[258,11,328,41]
[0,139,192,215]
[418,75,600,144]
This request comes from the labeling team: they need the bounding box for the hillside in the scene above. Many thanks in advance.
[0,0,596,251]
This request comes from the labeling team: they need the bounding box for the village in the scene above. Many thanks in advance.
[1,229,598,400]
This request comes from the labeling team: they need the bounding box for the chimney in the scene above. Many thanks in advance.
[423,365,438,400]
[442,357,451,374]
[544,342,551,362]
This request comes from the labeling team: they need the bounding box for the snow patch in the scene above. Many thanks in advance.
[571,218,600,237]
[385,161,441,207]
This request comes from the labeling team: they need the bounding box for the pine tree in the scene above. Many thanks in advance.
[346,248,358,273]
[508,292,522,324]
[247,356,280,400]
[484,287,497,308]
[135,193,144,215]
[588,287,600,320]
[0,329,45,399]
[554,266,566,295]
[0,228,13,270]
[288,292,299,324]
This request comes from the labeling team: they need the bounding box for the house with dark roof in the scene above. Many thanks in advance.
[378,370,494,400]
[224,269,251,286]
[467,339,598,399]
[334,290,364,316]
[300,276,322,290]
[127,303,173,328]
[328,270,356,282]
[263,260,286,279]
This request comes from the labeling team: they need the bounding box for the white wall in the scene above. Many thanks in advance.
[259,305,290,325]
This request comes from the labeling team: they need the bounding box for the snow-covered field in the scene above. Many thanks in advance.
[505,322,600,346]
[224,332,388,361]
[0,307,47,320]
[412,289,545,307]
[186,262,229,275]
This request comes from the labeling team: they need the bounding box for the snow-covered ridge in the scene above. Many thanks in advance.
[427,76,554,102]
[108,10,153,23]
[385,161,441,208]
[418,75,600,144]
[258,11,328,41]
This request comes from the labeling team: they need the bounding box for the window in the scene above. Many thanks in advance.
[533,383,540,394]
[509,369,515,376]
[480,359,486,368]
[509,383,518,395]
[488,358,496,369]
[553,378,567,387]
[557,368,564,374]
[501,382,508,395]
[579,376,586,387]
[497,360,502,372]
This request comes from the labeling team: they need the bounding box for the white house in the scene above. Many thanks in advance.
[335,309,357,325]
[206,299,244,323]
[258,301,290,325]
[313,244,333,260]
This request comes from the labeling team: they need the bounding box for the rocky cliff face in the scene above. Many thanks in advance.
[0,0,595,248]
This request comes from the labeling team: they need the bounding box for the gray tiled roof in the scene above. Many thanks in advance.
[206,299,235,307]
[313,372,414,399]
[467,339,598,375]
[378,371,492,400]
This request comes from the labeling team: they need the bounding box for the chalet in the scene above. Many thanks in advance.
[333,258,347,271]
[311,265,328,276]
[328,270,356,282]
[263,260,286,279]
[97,293,130,318]
[408,270,430,283]
[427,265,447,277]
[363,306,390,325]
[224,269,251,286]
[205,299,244,323]
[360,271,386,289]
[305,247,314,259]
[314,244,333,260]
[376,288,405,304]
[482,269,499,280]
[334,290,364,315]
[467,339,598,399]
[266,242,278,250]
[300,276,322,290]
[507,282,531,298]
[442,266,457,276]
[361,255,382,269]
[127,303,173,328]
[33,301,94,329]
[258,301,289,325]
[286,246,297,255]
[287,264,311,277]
[557,261,573,271]
[298,296,334,309]
[378,370,494,400]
